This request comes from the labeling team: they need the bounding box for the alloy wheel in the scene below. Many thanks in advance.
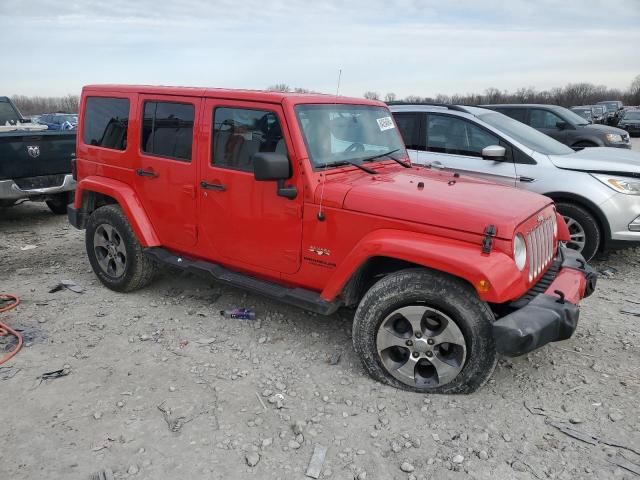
[562,215,586,253]
[93,223,127,278]
[376,305,466,388]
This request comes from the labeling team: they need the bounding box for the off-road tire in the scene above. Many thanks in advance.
[556,202,600,261]
[85,204,157,292]
[352,268,497,394]
[46,192,72,215]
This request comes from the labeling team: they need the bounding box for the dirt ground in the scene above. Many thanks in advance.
[1,164,640,479]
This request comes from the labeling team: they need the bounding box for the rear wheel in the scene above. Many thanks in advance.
[556,202,600,261]
[352,268,497,394]
[85,204,157,292]
[46,192,72,215]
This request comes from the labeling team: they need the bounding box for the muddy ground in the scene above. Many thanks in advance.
[1,153,640,480]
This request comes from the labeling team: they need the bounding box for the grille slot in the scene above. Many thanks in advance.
[527,215,556,282]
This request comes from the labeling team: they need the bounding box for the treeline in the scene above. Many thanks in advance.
[10,95,79,116]
[364,75,640,107]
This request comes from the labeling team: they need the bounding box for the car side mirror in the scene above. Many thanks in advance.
[253,152,297,199]
[481,145,506,161]
[556,121,567,130]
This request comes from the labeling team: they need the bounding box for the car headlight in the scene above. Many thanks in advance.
[513,234,527,271]
[605,133,624,143]
[592,174,640,195]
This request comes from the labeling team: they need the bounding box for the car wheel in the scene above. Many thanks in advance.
[555,202,600,261]
[46,192,72,215]
[85,204,157,292]
[352,268,497,394]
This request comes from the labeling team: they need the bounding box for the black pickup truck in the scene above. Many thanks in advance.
[0,96,76,213]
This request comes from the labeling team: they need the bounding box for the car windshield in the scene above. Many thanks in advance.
[599,102,619,112]
[555,106,589,126]
[0,101,20,124]
[592,106,605,114]
[572,109,591,120]
[478,111,575,155]
[623,111,640,120]
[295,104,406,168]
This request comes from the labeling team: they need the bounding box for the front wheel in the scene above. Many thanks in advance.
[555,202,600,261]
[85,204,157,292]
[352,268,497,394]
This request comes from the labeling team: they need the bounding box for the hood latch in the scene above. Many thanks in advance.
[482,224,497,254]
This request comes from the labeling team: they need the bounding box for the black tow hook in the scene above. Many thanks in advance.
[554,290,566,304]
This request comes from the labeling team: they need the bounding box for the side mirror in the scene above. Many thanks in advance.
[253,152,291,181]
[556,121,567,130]
[253,152,297,199]
[481,145,506,160]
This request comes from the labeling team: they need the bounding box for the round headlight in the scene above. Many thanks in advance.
[513,234,527,271]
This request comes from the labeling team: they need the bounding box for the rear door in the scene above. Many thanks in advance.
[196,99,303,274]
[418,113,517,186]
[132,95,200,249]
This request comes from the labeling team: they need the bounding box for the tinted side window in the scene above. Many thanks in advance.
[142,101,194,161]
[393,113,423,150]
[500,108,527,123]
[212,107,286,171]
[529,109,563,129]
[426,114,500,157]
[83,97,129,150]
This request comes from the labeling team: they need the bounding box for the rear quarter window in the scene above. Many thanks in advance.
[82,97,130,150]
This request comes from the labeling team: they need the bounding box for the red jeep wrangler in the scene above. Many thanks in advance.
[68,85,596,393]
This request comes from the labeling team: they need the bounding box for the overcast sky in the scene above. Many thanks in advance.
[1,0,639,98]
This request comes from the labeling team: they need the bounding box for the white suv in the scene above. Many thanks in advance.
[390,104,640,260]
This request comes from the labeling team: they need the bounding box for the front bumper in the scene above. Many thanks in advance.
[492,248,597,357]
[0,173,75,200]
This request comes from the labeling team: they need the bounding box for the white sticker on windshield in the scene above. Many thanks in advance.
[376,116,395,131]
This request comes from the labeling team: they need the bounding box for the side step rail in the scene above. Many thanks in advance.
[145,247,342,316]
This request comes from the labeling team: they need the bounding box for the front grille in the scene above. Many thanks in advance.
[526,214,556,282]
[510,257,561,309]
[13,174,65,189]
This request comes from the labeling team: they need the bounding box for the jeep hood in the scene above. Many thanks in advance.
[323,168,551,239]
[549,147,640,174]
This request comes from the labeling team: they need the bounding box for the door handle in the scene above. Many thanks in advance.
[136,168,158,178]
[429,161,445,170]
[518,176,536,183]
[200,181,226,191]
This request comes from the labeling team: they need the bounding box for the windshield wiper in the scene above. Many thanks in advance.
[360,148,411,168]
[323,159,379,174]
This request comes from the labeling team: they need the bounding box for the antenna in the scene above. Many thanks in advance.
[317,68,342,222]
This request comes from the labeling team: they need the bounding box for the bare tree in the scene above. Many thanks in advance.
[267,84,291,92]
[384,92,397,102]
[363,91,380,100]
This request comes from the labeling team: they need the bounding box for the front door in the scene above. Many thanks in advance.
[419,113,517,187]
[133,95,200,249]
[528,109,570,144]
[197,99,303,274]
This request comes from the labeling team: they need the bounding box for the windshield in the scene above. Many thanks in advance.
[572,109,591,120]
[556,106,589,125]
[478,111,575,155]
[598,102,619,112]
[592,106,605,114]
[623,111,640,120]
[295,104,406,168]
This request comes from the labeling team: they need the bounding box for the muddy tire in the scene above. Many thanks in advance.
[85,204,157,292]
[352,268,497,394]
[46,192,72,215]
[556,202,600,261]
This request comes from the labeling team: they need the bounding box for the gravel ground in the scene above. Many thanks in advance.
[1,197,640,480]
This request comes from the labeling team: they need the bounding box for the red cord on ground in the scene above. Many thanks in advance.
[0,294,22,365]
